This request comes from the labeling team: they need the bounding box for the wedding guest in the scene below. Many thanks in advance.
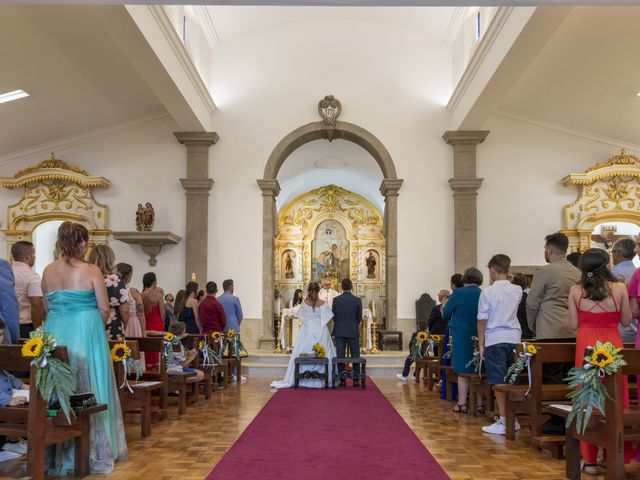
[290,288,304,308]
[141,272,165,370]
[167,321,204,381]
[450,273,463,290]
[116,263,146,369]
[87,244,129,341]
[427,289,450,334]
[396,319,428,382]
[511,273,534,339]
[11,241,44,338]
[442,267,484,414]
[610,238,638,342]
[164,293,175,331]
[568,248,633,473]
[479,255,522,435]
[42,221,127,473]
[175,281,200,334]
[0,258,19,344]
[566,251,582,269]
[199,281,227,334]
[218,279,245,382]
[197,290,205,304]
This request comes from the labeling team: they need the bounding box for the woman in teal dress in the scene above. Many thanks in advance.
[41,222,127,475]
[442,267,483,414]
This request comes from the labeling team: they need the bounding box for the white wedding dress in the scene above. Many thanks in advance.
[270,302,336,389]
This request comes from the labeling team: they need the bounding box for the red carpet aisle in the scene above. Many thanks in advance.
[207,380,450,480]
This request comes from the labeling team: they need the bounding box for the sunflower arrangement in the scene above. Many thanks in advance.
[505,342,537,384]
[565,341,626,434]
[21,327,76,422]
[209,331,225,363]
[410,331,429,360]
[199,338,218,366]
[110,343,142,382]
[163,332,180,367]
[313,343,326,359]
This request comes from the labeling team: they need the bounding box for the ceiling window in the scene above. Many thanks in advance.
[475,11,481,41]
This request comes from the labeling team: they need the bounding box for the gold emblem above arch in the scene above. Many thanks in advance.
[275,184,385,311]
[0,153,110,254]
[562,149,640,252]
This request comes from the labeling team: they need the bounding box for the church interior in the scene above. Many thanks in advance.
[1,3,640,479]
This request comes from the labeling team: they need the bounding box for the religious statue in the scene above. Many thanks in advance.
[135,202,155,231]
[285,252,294,279]
[366,251,377,279]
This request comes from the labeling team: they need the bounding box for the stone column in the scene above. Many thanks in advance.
[257,179,281,349]
[380,178,403,331]
[442,130,489,274]
[174,132,219,284]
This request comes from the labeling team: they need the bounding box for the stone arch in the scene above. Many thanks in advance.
[257,116,402,349]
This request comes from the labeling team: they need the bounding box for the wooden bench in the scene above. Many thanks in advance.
[415,341,442,388]
[548,348,640,479]
[493,342,575,449]
[109,340,162,438]
[331,357,367,389]
[294,357,329,388]
[185,334,223,399]
[0,345,107,480]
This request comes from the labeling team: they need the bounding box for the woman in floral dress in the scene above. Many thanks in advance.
[87,245,129,340]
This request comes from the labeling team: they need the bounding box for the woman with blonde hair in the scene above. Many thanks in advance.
[87,244,129,341]
[42,222,127,474]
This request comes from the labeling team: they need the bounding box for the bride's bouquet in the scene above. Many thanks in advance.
[313,343,327,358]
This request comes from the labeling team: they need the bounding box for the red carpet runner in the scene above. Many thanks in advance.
[207,380,450,480]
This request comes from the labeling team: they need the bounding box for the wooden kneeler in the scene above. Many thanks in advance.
[0,345,107,480]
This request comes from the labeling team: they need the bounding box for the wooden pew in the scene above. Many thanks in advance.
[128,336,199,416]
[493,342,575,449]
[415,341,443,389]
[109,340,162,437]
[548,348,640,479]
[185,334,224,399]
[0,345,107,480]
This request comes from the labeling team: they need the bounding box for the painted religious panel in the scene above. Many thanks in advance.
[312,219,349,282]
[282,250,296,280]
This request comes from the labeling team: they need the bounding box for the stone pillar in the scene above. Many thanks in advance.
[257,178,281,349]
[380,179,403,331]
[442,130,489,274]
[174,132,219,285]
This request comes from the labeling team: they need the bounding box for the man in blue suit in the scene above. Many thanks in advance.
[332,277,362,386]
[218,278,245,383]
[0,259,19,344]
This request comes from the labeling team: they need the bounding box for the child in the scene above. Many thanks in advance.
[0,317,29,457]
[168,321,204,381]
[477,254,523,435]
[396,319,428,382]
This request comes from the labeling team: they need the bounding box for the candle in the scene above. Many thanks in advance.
[191,272,196,282]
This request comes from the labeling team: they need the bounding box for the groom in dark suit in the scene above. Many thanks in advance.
[332,278,362,386]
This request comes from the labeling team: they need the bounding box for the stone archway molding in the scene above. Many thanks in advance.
[257,96,402,349]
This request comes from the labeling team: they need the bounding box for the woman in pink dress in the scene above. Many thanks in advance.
[568,248,634,474]
[141,272,165,370]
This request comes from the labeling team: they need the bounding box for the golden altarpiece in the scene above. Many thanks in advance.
[563,149,640,252]
[0,153,110,256]
[275,184,385,319]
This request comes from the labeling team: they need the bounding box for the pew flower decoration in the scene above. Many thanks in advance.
[22,327,76,422]
[199,338,217,366]
[565,341,626,435]
[163,332,180,367]
[465,349,481,373]
[210,332,224,364]
[313,343,326,359]
[443,336,453,360]
[505,342,537,386]
[110,343,142,386]
[410,331,429,360]
[227,330,248,360]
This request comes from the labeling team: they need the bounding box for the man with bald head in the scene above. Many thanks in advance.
[428,289,450,334]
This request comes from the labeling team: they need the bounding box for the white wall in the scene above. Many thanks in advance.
[208,16,455,321]
[0,116,188,297]
[477,114,633,270]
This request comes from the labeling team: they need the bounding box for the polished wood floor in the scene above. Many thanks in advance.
[2,378,640,479]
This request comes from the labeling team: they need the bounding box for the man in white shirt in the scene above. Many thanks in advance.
[11,241,44,339]
[318,277,339,308]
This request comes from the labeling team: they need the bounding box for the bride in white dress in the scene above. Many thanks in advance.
[271,282,336,389]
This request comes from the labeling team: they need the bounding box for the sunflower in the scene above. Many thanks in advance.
[111,343,130,362]
[430,334,442,342]
[199,341,204,350]
[226,329,236,339]
[526,344,538,355]
[164,332,175,342]
[591,347,614,368]
[22,337,44,358]
[211,331,222,341]
[416,331,428,342]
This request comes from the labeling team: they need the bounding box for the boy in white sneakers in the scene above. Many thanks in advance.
[478,254,523,435]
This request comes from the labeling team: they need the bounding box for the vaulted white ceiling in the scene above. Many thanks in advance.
[497,6,640,147]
